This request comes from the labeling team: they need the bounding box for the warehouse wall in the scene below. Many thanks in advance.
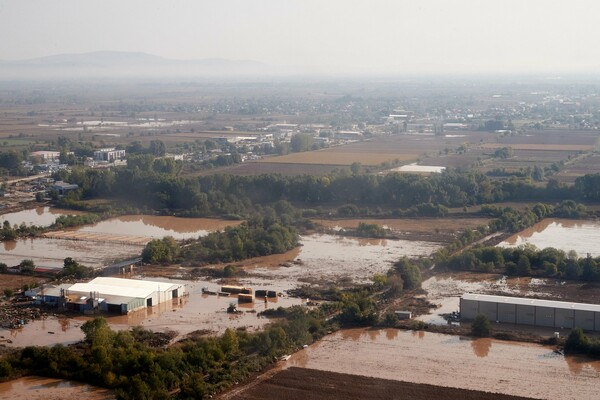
[516,305,535,325]
[461,299,600,332]
[497,303,517,324]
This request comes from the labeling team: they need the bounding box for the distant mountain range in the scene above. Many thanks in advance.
[0,51,286,80]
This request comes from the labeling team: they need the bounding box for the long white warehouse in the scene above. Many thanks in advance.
[42,277,185,314]
[460,293,600,331]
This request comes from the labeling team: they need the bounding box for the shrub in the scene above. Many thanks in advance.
[471,315,491,337]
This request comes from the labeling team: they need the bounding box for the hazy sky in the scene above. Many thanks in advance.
[1,0,599,74]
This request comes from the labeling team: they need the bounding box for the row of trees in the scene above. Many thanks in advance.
[0,308,331,399]
[442,245,600,282]
[57,164,600,217]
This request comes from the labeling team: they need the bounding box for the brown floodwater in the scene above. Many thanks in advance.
[244,233,441,286]
[0,237,143,268]
[76,215,241,240]
[417,274,555,325]
[0,278,303,348]
[0,376,113,400]
[499,218,600,257]
[315,217,489,234]
[284,328,600,400]
[0,206,82,227]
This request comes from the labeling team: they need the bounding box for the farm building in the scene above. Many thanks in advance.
[460,293,600,332]
[37,277,185,314]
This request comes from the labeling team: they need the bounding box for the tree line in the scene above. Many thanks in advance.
[55,164,600,218]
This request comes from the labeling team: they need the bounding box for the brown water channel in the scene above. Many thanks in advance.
[0,278,303,348]
[0,376,114,400]
[499,218,600,257]
[284,328,600,400]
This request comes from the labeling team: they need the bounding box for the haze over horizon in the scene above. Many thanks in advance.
[1,0,600,76]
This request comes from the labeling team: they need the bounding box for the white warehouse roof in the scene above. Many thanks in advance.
[69,277,181,300]
[462,293,600,313]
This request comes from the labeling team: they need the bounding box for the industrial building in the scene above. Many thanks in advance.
[37,277,185,314]
[460,293,600,332]
[93,147,126,162]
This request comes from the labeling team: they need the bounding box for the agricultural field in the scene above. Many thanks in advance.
[555,153,600,184]
[194,161,340,176]
[259,132,493,168]
[231,367,534,400]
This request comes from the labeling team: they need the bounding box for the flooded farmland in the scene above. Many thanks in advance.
[0,212,242,267]
[285,328,600,400]
[499,218,600,257]
[0,376,114,400]
[0,206,81,227]
[244,234,441,286]
[0,237,143,268]
[0,279,303,348]
[74,215,242,240]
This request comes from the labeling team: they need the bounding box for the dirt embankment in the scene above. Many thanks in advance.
[233,367,537,400]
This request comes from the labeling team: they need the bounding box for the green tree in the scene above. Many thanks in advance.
[471,315,491,337]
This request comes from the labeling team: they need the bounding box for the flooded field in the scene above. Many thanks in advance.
[244,234,440,287]
[0,237,143,268]
[1,214,241,267]
[0,278,303,348]
[0,376,113,400]
[417,273,562,325]
[315,217,489,242]
[0,206,81,227]
[499,218,600,257]
[75,215,241,240]
[284,328,600,400]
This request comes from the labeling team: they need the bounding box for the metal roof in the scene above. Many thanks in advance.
[462,293,600,313]
[68,277,181,300]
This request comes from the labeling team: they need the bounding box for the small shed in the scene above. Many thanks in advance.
[394,310,413,320]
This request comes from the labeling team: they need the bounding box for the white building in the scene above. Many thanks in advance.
[65,277,185,314]
[93,148,126,162]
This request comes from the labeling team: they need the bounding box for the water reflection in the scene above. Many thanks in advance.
[470,338,492,357]
[385,328,398,341]
[3,240,16,251]
[499,218,600,257]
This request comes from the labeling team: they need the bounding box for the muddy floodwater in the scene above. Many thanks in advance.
[75,215,241,240]
[285,328,600,400]
[0,376,113,400]
[0,237,143,268]
[0,278,303,348]
[417,273,558,325]
[499,218,600,257]
[0,206,82,227]
[245,234,440,286]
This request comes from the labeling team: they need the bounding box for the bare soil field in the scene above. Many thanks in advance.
[493,130,599,146]
[556,153,600,183]
[0,273,46,292]
[259,149,418,166]
[192,161,340,176]
[260,133,495,167]
[231,367,535,400]
[481,143,593,151]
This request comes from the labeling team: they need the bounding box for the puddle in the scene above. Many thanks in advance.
[285,328,600,400]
